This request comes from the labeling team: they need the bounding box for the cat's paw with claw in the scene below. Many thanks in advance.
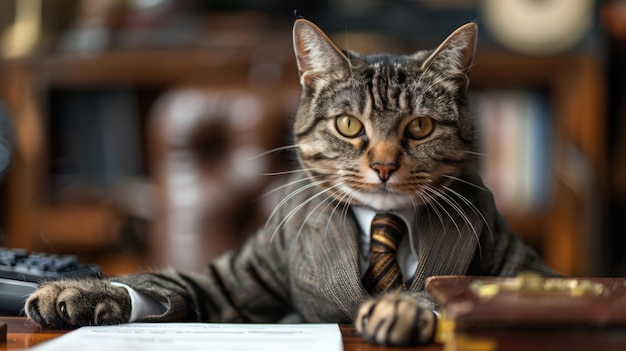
[355,291,437,346]
[25,278,131,329]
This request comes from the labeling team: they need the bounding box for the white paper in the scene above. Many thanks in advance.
[30,323,343,351]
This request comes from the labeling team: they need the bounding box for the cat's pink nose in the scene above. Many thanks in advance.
[370,162,398,182]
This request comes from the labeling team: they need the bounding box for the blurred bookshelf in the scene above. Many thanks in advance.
[0,2,608,277]
[469,51,606,276]
[472,90,553,217]
[0,44,300,274]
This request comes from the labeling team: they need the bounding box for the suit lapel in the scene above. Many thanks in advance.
[408,174,485,292]
[301,199,368,320]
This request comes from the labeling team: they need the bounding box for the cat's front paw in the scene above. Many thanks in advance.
[355,292,437,346]
[25,278,131,329]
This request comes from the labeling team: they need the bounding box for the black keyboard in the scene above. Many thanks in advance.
[0,248,102,315]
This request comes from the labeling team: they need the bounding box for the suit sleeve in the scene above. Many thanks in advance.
[487,213,559,277]
[112,214,294,323]
[462,164,559,278]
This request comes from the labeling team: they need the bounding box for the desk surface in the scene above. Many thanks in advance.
[0,317,441,351]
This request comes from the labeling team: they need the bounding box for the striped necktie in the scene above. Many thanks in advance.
[362,213,406,295]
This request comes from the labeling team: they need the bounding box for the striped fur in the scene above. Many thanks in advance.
[293,20,476,211]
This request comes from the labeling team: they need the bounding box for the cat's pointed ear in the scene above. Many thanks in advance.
[293,19,351,87]
[420,23,477,85]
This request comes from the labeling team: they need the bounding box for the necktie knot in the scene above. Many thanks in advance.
[370,213,406,253]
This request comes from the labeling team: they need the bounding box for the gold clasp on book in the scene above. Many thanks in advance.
[470,272,606,300]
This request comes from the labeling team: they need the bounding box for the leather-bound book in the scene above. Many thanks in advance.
[426,274,626,351]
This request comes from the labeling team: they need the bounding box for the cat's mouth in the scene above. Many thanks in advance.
[347,183,422,211]
[374,184,406,196]
[354,191,416,211]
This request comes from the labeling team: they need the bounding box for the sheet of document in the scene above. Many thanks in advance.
[30,323,343,351]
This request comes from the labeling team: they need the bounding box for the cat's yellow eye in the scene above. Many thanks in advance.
[405,116,434,140]
[336,114,364,138]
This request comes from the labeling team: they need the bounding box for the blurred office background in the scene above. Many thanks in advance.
[0,0,623,277]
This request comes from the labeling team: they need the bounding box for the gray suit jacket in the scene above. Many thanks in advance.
[114,164,555,323]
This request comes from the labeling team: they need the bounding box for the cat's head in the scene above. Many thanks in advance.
[292,19,477,211]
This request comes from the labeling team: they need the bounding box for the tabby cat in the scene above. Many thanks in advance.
[24,19,554,346]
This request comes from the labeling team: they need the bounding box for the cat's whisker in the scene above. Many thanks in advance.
[407,192,426,232]
[339,195,356,235]
[255,168,339,201]
[423,185,483,256]
[340,190,355,226]
[442,192,482,249]
[248,144,299,160]
[324,185,354,239]
[415,186,448,234]
[442,184,494,243]
[317,189,350,238]
[258,168,310,177]
[464,150,488,157]
[265,176,340,229]
[415,186,443,224]
[296,186,346,239]
[431,186,479,242]
[415,191,440,232]
[415,192,437,229]
[422,186,463,239]
[436,173,488,192]
[257,174,321,203]
[313,187,344,231]
[256,167,338,200]
[271,182,345,242]
[430,186,475,231]
[329,191,354,235]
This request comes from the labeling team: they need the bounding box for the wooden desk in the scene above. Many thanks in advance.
[0,317,441,351]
